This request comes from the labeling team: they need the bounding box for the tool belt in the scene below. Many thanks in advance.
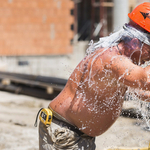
[34,107,84,136]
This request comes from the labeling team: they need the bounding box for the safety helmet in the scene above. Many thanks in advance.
[128,2,150,33]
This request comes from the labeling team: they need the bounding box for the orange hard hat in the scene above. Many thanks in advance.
[128,2,150,32]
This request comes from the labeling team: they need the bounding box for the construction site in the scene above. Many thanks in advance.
[0,0,150,150]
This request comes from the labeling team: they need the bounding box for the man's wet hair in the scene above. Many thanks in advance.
[119,36,142,50]
[121,36,132,43]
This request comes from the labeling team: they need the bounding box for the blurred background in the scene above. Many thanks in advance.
[0,0,148,80]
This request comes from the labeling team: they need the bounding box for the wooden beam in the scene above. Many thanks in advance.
[93,2,114,7]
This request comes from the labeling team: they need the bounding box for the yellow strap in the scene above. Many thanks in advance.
[34,108,43,127]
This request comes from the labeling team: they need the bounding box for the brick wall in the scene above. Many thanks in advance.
[0,0,74,56]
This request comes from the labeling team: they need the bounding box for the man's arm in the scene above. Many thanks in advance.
[110,56,150,90]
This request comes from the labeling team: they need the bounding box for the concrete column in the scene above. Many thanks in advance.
[113,0,129,30]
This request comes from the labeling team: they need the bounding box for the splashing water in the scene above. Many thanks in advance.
[69,23,150,131]
[139,62,150,130]
[126,87,150,130]
[138,43,144,66]
[140,101,150,131]
[126,54,150,130]
[124,40,150,130]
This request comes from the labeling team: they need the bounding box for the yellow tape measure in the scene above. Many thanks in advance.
[39,108,53,125]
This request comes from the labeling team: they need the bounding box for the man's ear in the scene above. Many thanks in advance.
[129,38,142,50]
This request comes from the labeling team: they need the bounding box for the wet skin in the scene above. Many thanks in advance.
[50,43,150,137]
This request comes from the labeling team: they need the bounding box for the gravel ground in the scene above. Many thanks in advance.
[0,91,149,150]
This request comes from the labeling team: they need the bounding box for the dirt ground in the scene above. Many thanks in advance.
[0,91,150,150]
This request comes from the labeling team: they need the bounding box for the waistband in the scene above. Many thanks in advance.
[48,106,84,136]
[48,106,74,126]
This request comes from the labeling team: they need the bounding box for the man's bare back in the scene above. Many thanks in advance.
[50,47,127,137]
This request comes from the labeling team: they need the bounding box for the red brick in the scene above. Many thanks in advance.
[0,0,73,56]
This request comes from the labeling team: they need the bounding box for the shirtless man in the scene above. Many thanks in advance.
[38,2,150,150]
